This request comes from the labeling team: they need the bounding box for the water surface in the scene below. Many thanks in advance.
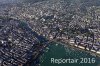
[40,43,100,66]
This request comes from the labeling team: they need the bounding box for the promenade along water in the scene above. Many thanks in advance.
[40,42,100,66]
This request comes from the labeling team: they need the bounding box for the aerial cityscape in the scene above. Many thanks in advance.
[0,0,100,66]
